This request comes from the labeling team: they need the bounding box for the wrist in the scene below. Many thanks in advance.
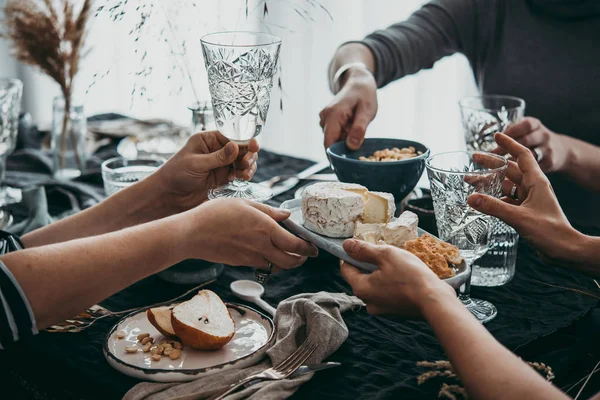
[414,278,458,317]
[332,62,372,94]
[560,134,578,174]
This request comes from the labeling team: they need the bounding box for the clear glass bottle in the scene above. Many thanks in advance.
[51,96,88,179]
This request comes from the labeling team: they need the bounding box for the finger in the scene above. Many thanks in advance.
[340,261,371,294]
[250,202,291,222]
[247,138,259,153]
[343,239,384,264]
[516,129,545,149]
[265,247,308,270]
[346,102,370,150]
[235,152,257,170]
[472,152,507,170]
[503,117,540,140]
[323,110,346,149]
[271,227,319,257]
[494,133,539,174]
[501,179,518,198]
[468,194,520,226]
[201,141,238,170]
[505,160,523,184]
[235,161,257,181]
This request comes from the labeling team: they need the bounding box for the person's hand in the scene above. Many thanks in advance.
[494,117,571,173]
[180,198,318,269]
[340,239,455,317]
[152,130,259,213]
[469,133,583,264]
[319,67,378,150]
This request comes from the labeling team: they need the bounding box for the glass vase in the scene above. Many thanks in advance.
[51,96,87,179]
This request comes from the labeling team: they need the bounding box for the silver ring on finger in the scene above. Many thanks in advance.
[255,262,274,284]
[510,183,518,200]
[533,147,543,163]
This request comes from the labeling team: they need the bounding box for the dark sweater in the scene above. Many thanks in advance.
[361,0,600,228]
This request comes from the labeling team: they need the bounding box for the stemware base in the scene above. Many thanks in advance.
[208,180,273,203]
[460,296,497,324]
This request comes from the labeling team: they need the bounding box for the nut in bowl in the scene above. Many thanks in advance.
[327,138,430,203]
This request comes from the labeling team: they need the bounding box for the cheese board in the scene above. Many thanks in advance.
[280,198,470,289]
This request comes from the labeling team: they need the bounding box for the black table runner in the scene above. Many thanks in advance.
[1,125,599,399]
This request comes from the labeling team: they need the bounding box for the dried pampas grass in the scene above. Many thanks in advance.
[1,0,92,169]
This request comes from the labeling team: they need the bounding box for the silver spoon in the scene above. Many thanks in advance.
[230,280,276,316]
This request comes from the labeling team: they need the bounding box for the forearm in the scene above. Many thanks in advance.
[421,291,568,400]
[566,234,600,279]
[22,174,177,248]
[2,213,188,330]
[563,136,600,192]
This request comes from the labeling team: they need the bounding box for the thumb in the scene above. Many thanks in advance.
[250,202,291,222]
[205,142,238,170]
[468,194,519,226]
[345,102,370,150]
[343,239,383,265]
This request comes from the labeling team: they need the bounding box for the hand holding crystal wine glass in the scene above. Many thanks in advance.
[201,31,281,202]
[426,151,507,323]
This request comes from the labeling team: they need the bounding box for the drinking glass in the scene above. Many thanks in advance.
[201,31,281,202]
[459,95,525,152]
[426,151,507,323]
[101,157,166,196]
[460,95,525,286]
[0,78,23,228]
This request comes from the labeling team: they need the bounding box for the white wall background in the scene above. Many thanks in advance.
[1,0,479,161]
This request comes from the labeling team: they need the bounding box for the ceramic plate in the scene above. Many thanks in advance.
[104,303,275,382]
[280,198,469,289]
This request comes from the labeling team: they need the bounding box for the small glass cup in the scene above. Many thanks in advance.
[101,157,166,196]
[426,151,507,323]
[459,95,525,152]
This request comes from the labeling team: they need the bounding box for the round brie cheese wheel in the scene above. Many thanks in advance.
[301,182,367,238]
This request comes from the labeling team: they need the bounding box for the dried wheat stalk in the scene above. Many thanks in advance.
[1,0,91,170]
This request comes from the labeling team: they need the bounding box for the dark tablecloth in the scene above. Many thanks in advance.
[1,120,599,399]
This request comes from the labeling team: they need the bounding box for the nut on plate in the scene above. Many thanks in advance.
[125,346,138,354]
[151,354,162,361]
[141,336,154,345]
[136,333,150,341]
[116,330,126,340]
[169,349,181,360]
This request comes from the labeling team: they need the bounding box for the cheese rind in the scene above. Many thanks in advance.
[302,182,367,238]
[381,210,419,247]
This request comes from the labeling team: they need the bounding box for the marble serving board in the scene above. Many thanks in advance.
[280,199,469,289]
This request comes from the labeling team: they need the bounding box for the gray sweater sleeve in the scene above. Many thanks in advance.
[361,0,500,88]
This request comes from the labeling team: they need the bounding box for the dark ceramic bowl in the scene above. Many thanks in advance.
[327,138,430,203]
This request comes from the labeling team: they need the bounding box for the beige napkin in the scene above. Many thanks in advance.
[123,292,364,400]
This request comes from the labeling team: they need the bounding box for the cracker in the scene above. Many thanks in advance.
[402,237,455,279]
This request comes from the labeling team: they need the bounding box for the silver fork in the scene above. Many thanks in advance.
[212,337,319,400]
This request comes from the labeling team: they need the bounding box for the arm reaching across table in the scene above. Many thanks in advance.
[340,240,571,400]
[320,0,498,150]
[469,133,600,279]
[21,130,259,248]
[0,199,317,346]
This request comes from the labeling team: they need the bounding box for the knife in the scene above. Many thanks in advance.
[265,161,331,197]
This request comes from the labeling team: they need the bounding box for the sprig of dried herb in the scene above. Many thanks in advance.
[1,0,92,170]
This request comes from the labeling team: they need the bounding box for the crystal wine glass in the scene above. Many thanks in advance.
[0,78,23,228]
[201,32,281,202]
[426,151,507,323]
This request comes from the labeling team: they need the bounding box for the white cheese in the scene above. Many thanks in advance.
[301,182,397,238]
[302,182,367,238]
[362,191,396,223]
[353,222,386,244]
[381,210,419,247]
